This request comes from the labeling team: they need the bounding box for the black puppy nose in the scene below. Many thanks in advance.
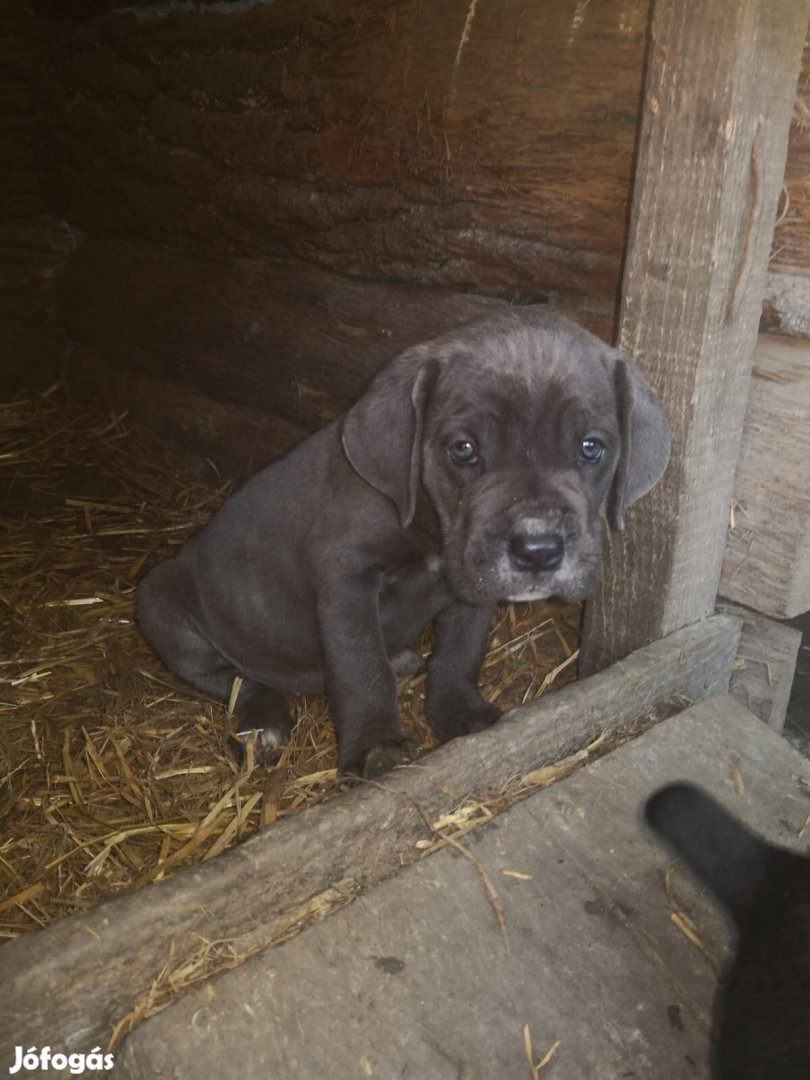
[509,532,564,572]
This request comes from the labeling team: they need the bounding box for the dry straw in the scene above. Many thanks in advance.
[0,387,580,938]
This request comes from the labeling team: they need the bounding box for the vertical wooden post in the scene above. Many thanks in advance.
[580,0,809,674]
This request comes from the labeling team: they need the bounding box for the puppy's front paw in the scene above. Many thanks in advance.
[362,740,422,779]
[340,739,423,780]
[428,698,501,742]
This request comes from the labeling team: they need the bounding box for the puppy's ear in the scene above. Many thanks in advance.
[341,352,436,528]
[607,355,671,531]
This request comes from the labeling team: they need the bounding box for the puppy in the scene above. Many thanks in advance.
[645,783,810,1079]
[138,309,670,776]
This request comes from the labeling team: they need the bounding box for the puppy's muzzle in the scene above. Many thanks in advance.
[508,529,564,572]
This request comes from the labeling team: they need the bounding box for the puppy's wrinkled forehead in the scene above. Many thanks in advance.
[431,311,613,412]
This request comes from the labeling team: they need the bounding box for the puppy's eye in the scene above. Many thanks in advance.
[447,439,478,465]
[580,437,606,463]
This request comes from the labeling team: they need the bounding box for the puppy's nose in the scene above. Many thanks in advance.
[508,531,564,572]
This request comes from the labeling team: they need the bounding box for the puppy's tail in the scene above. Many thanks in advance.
[644,783,775,927]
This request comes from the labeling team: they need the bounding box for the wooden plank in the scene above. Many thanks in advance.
[42,0,649,302]
[763,36,810,340]
[67,348,309,483]
[58,241,506,431]
[720,335,810,618]
[116,695,810,1080]
[717,601,802,733]
[37,6,810,306]
[762,271,810,339]
[580,0,809,674]
[768,35,810,277]
[59,240,613,445]
[0,615,740,1059]
[0,3,72,393]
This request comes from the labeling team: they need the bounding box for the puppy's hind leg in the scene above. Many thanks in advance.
[138,560,293,759]
[231,681,294,762]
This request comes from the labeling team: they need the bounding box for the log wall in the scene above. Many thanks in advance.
[720,335,810,619]
[39,0,642,468]
[20,2,810,476]
[762,36,810,337]
[44,0,647,298]
[0,3,74,395]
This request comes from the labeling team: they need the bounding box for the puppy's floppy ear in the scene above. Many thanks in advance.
[606,354,671,531]
[341,351,436,528]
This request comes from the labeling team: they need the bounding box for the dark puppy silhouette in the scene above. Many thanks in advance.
[138,309,670,777]
[645,783,810,1079]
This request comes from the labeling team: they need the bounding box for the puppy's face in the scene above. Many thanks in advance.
[421,359,618,603]
[342,309,671,605]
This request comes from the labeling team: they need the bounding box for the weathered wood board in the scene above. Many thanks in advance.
[762,271,810,339]
[59,240,508,433]
[718,600,802,732]
[768,35,810,280]
[27,3,810,475]
[581,0,809,674]
[67,347,310,482]
[0,4,73,392]
[115,695,810,1080]
[720,335,810,618]
[43,0,648,300]
[59,239,613,474]
[0,615,740,1062]
[39,3,808,307]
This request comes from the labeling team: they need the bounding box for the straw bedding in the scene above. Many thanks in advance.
[0,387,580,939]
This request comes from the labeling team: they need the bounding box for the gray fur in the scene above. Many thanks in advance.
[138,308,670,777]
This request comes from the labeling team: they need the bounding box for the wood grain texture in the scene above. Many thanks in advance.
[58,239,507,430]
[761,35,810,337]
[37,2,808,298]
[57,239,614,467]
[40,0,648,300]
[0,3,74,391]
[580,0,809,674]
[717,601,802,733]
[762,270,810,339]
[770,35,810,276]
[116,694,810,1080]
[719,335,810,618]
[0,615,740,1060]
[67,347,309,482]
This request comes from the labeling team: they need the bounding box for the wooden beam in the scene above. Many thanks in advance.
[717,601,802,733]
[58,242,505,433]
[118,696,809,1080]
[0,615,740,1057]
[59,241,613,479]
[720,335,810,618]
[581,0,808,674]
[43,0,647,302]
[768,34,810,280]
[67,349,309,483]
[762,272,810,339]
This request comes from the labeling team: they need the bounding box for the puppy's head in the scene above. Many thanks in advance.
[342,309,670,603]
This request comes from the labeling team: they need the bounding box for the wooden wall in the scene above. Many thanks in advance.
[21,1,810,477]
[44,0,647,297]
[35,0,644,469]
[763,36,810,337]
[0,3,74,396]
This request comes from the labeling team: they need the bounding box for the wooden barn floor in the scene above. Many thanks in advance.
[115,695,810,1080]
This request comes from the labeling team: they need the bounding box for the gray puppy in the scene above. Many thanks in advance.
[138,309,670,777]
